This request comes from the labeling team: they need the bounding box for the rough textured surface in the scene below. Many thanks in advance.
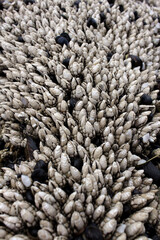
[0,0,160,239]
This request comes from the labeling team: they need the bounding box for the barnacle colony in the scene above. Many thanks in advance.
[0,0,160,239]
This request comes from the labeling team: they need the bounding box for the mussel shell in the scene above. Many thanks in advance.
[143,161,160,185]
[34,160,48,171]
[119,5,124,12]
[84,223,103,240]
[0,1,3,10]
[91,134,102,146]
[62,182,73,195]
[27,225,40,238]
[63,58,70,68]
[129,55,143,71]
[48,72,58,84]
[25,189,35,205]
[87,18,97,29]
[69,98,77,113]
[70,156,83,171]
[18,36,25,42]
[55,36,69,46]
[140,94,152,105]
[100,12,106,23]
[31,168,48,183]
[60,32,71,42]
[24,0,35,4]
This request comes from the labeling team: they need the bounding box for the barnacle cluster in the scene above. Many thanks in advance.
[0,0,160,239]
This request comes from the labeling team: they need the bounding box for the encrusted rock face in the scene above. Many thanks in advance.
[0,0,160,239]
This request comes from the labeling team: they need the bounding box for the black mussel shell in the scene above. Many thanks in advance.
[143,161,160,185]
[70,156,83,171]
[107,187,114,198]
[87,18,97,29]
[70,236,83,240]
[119,5,124,12]
[34,160,48,171]
[69,98,77,113]
[143,21,147,26]
[63,58,70,68]
[132,189,140,195]
[61,7,66,12]
[64,90,71,101]
[157,91,160,100]
[0,1,3,10]
[107,0,115,6]
[55,36,69,46]
[63,182,73,195]
[100,12,106,23]
[140,94,152,105]
[0,46,3,53]
[121,203,132,221]
[48,72,58,84]
[91,135,102,146]
[31,168,48,183]
[28,225,40,237]
[24,0,35,4]
[0,139,5,150]
[107,52,113,62]
[3,161,15,170]
[134,11,139,20]
[70,98,77,108]
[147,112,154,122]
[60,32,71,42]
[74,0,81,9]
[156,78,160,90]
[18,36,25,42]
[150,142,160,150]
[144,223,158,239]
[84,223,103,240]
[129,55,143,71]
[152,236,160,240]
[25,190,35,205]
